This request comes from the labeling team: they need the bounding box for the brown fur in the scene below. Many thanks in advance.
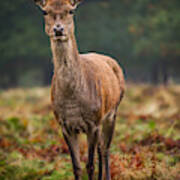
[34,0,125,179]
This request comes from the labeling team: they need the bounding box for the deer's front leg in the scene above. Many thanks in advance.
[86,128,99,180]
[62,128,82,180]
[97,143,103,180]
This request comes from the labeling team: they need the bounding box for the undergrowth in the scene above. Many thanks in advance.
[0,85,179,180]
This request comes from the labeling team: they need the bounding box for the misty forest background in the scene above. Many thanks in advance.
[0,0,180,88]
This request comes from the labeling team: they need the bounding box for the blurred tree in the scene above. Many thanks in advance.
[0,0,51,87]
[128,0,180,84]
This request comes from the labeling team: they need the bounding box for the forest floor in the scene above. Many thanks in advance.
[0,84,180,180]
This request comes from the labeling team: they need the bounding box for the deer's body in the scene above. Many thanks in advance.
[34,0,125,179]
[51,40,124,133]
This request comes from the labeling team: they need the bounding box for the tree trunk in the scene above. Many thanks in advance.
[162,60,170,86]
[151,62,159,85]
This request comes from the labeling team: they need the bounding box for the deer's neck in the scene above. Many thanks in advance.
[51,34,79,71]
[50,33,82,92]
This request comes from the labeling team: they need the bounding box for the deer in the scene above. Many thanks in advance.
[33,0,125,179]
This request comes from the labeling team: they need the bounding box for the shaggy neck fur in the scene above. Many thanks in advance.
[50,33,82,93]
[50,33,79,71]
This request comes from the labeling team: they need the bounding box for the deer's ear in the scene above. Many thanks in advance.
[69,0,83,7]
[34,0,47,8]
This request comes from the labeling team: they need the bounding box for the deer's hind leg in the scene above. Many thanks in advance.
[101,110,117,180]
[62,128,82,180]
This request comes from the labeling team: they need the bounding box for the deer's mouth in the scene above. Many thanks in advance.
[53,35,68,42]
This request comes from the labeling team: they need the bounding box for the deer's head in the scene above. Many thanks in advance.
[34,0,82,42]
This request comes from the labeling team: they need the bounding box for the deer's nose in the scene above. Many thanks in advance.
[53,25,64,36]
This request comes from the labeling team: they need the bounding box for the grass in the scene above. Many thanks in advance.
[0,84,180,180]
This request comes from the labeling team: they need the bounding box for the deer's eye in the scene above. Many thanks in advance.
[42,10,48,16]
[69,10,75,15]
[53,15,56,20]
